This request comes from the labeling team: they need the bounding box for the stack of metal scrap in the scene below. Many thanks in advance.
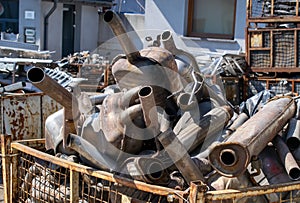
[23,11,300,202]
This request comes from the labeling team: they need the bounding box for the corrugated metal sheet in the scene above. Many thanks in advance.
[0,93,62,140]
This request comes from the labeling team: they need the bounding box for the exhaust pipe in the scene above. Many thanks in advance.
[273,135,300,180]
[103,10,141,64]
[27,67,79,149]
[208,97,296,177]
[158,129,205,184]
[286,118,300,151]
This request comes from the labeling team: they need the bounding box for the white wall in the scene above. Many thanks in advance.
[42,1,63,60]
[80,6,99,52]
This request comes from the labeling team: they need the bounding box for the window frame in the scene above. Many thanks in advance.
[187,0,237,40]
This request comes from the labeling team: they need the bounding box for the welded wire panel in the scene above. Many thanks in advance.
[249,0,299,18]
[17,152,70,203]
[273,31,295,67]
[250,50,271,67]
[12,140,186,203]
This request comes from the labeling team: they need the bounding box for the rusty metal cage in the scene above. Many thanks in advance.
[246,28,300,72]
[248,0,300,19]
[3,135,300,203]
[2,136,191,203]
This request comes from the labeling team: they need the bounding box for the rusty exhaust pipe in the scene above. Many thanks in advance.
[273,135,300,180]
[286,118,300,151]
[103,10,141,64]
[174,105,233,153]
[27,67,79,149]
[208,97,296,177]
[158,129,205,184]
[259,146,291,198]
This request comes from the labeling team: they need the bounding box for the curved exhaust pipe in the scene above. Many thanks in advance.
[27,67,79,148]
[103,10,141,64]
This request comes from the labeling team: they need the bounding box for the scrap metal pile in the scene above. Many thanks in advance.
[23,11,300,202]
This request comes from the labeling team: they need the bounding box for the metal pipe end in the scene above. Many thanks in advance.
[287,137,300,151]
[289,168,300,180]
[161,30,172,42]
[220,149,237,166]
[208,143,249,177]
[138,86,152,98]
[27,67,45,83]
[103,10,114,23]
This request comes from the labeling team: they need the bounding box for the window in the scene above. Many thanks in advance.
[187,0,236,39]
[0,0,19,34]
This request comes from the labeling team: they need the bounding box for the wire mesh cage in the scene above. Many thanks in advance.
[249,0,299,18]
[3,136,300,203]
[6,138,189,203]
[247,28,300,72]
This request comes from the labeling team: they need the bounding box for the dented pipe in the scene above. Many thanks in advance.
[103,10,141,64]
[286,118,300,151]
[27,67,79,148]
[272,135,300,180]
[158,129,205,184]
[209,97,296,177]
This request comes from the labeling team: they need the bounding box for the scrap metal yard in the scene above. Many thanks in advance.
[1,1,300,203]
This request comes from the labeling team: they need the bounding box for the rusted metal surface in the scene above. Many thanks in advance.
[9,139,189,202]
[158,129,205,184]
[208,97,296,177]
[1,134,11,203]
[1,93,61,140]
[27,67,79,148]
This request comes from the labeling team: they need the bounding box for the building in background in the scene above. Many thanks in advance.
[0,0,245,62]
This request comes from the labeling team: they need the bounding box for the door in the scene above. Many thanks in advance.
[62,4,75,57]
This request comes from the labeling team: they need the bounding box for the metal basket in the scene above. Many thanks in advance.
[2,135,300,203]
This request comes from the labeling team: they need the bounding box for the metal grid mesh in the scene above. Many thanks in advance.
[12,141,185,203]
[273,31,295,67]
[250,0,299,18]
[250,50,271,67]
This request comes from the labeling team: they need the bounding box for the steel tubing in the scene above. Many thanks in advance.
[286,117,300,150]
[27,67,79,148]
[158,129,205,184]
[208,97,296,177]
[272,135,300,180]
[174,105,233,153]
[103,10,141,64]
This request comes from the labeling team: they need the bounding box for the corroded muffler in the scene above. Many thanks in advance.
[103,10,183,95]
[208,97,296,177]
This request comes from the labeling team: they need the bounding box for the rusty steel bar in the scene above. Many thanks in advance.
[209,97,296,177]
[158,129,205,184]
[272,135,300,180]
[1,134,11,203]
[103,10,141,64]
[286,117,300,150]
[27,67,79,148]
[174,105,233,153]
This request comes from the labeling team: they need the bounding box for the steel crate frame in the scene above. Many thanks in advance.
[3,134,300,203]
[1,135,194,203]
